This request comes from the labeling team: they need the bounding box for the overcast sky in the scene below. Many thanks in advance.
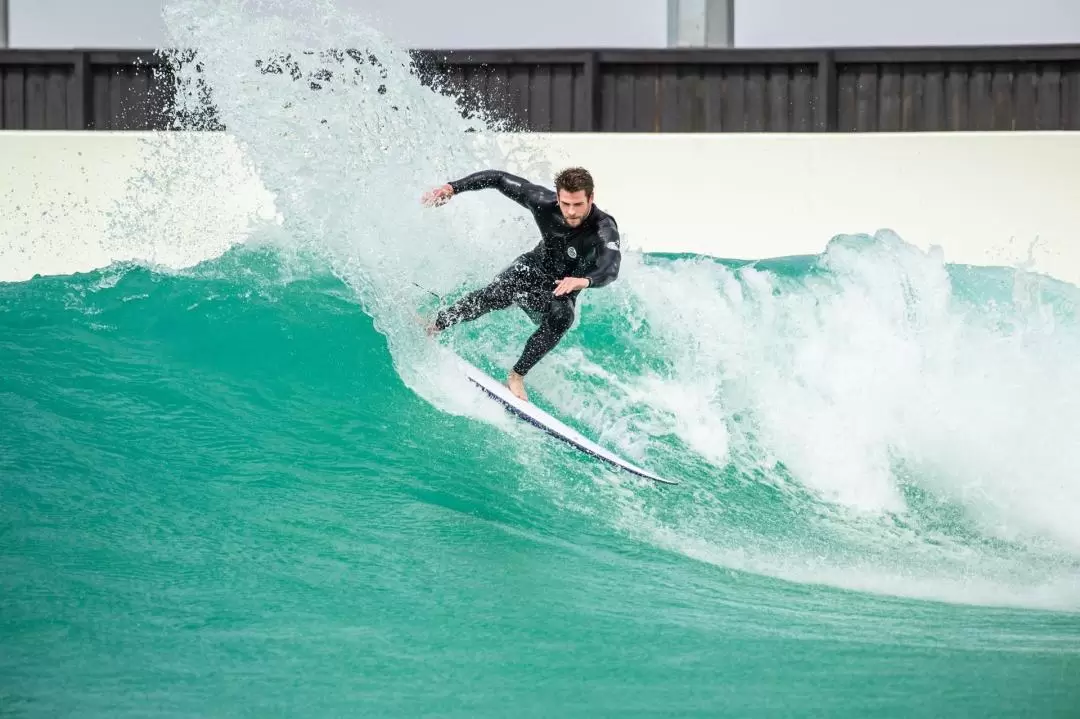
[8,0,1080,48]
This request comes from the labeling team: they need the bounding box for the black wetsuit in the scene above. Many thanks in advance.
[433,170,622,376]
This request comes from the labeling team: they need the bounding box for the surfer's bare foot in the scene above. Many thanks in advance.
[507,371,528,402]
[415,313,441,337]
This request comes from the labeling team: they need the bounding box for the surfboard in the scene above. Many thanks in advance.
[459,358,678,486]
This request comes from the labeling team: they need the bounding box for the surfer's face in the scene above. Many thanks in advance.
[557,189,592,227]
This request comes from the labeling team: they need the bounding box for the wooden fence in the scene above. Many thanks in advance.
[2,45,1079,132]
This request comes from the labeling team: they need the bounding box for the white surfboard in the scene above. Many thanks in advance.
[459,358,678,486]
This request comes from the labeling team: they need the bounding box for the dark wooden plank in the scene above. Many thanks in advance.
[722,67,745,131]
[1060,65,1071,128]
[45,66,68,129]
[969,64,992,130]
[677,64,698,131]
[966,64,985,130]
[1012,64,1036,130]
[1066,64,1080,129]
[946,65,968,130]
[702,65,724,131]
[815,52,836,131]
[767,67,788,130]
[1036,63,1061,130]
[597,64,616,131]
[836,65,856,131]
[658,64,680,131]
[613,65,636,132]
[93,68,110,129]
[6,69,22,129]
[25,67,46,129]
[899,66,920,130]
[508,66,531,130]
[530,65,552,131]
[878,63,902,130]
[550,64,574,131]
[633,65,657,131]
[854,65,879,131]
[604,65,630,131]
[578,53,597,131]
[791,65,814,131]
[923,65,945,131]
[990,64,1014,130]
[70,53,90,129]
[989,65,1015,129]
[678,65,704,132]
[745,65,766,131]
[1036,62,1062,129]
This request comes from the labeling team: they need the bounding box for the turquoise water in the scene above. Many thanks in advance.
[3,244,1079,717]
[4,0,1080,714]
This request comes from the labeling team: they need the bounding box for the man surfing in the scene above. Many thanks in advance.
[421,166,621,403]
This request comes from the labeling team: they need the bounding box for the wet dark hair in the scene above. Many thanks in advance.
[554,167,594,197]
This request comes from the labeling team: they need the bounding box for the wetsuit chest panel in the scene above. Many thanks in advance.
[533,207,599,275]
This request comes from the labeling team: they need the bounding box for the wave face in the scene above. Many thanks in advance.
[2,0,1079,715]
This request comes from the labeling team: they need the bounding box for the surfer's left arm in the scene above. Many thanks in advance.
[583,217,622,289]
[434,170,551,212]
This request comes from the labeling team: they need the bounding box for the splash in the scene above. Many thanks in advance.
[159,0,544,409]
[593,231,1080,609]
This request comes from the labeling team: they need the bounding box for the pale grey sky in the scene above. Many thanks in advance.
[9,0,1080,48]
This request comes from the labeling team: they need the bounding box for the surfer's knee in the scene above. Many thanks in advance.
[547,299,575,332]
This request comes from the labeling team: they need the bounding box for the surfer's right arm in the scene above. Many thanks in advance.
[424,170,551,211]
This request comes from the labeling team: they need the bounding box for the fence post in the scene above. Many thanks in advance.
[816,50,837,131]
[71,52,94,129]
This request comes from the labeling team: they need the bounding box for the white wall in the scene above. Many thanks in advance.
[0,132,279,282]
[3,131,1079,289]
[9,0,1080,49]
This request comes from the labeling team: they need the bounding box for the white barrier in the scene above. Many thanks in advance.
[2,130,1078,287]
[0,131,279,283]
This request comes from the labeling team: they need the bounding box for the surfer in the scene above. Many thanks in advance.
[421,167,621,402]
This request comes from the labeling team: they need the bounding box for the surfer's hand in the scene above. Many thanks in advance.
[553,276,590,296]
[421,184,454,207]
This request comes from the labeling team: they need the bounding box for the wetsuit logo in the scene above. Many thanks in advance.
[566,246,577,259]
